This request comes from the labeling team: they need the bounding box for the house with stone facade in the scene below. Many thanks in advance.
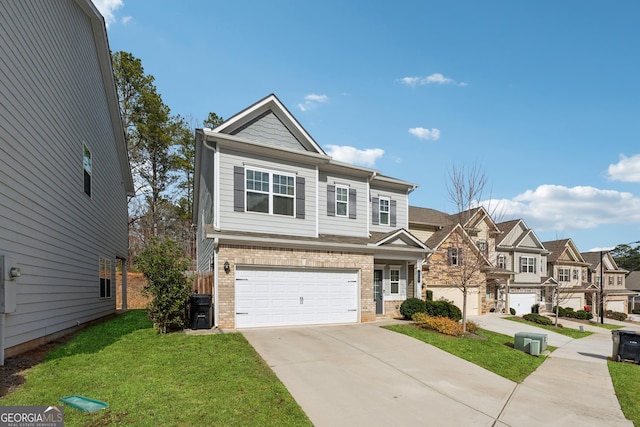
[409,206,509,315]
[541,239,591,312]
[193,94,429,329]
[495,220,553,315]
[581,251,634,314]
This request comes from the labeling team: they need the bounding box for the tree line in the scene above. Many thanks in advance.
[111,51,222,267]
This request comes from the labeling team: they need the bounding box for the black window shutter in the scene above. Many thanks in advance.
[458,247,463,265]
[327,185,335,216]
[348,188,357,219]
[519,257,523,273]
[233,166,244,212]
[296,177,305,219]
[447,248,453,265]
[390,200,397,227]
[372,197,379,225]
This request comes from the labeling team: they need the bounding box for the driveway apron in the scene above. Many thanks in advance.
[242,322,515,427]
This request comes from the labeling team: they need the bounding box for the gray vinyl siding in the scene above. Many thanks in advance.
[218,148,317,236]
[197,144,215,271]
[369,187,408,233]
[318,172,368,237]
[233,111,306,152]
[0,0,129,349]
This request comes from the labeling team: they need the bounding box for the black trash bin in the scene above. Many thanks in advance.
[612,330,640,362]
[190,294,213,330]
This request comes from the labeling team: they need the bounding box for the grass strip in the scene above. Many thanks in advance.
[0,310,311,427]
[385,324,553,383]
[608,361,640,425]
[504,316,594,338]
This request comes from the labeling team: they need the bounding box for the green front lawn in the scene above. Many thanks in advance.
[385,324,553,383]
[504,316,594,339]
[609,361,640,425]
[0,310,311,427]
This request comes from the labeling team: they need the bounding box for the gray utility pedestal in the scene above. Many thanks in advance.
[514,332,548,356]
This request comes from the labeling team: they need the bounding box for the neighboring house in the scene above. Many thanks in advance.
[495,220,552,315]
[193,94,429,329]
[626,271,640,312]
[581,251,634,314]
[409,206,507,315]
[537,239,588,312]
[0,1,134,364]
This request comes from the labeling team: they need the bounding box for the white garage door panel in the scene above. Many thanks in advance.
[607,300,626,313]
[510,293,536,316]
[563,297,582,311]
[236,268,358,328]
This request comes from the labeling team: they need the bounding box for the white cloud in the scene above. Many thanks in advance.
[92,0,124,27]
[408,127,441,141]
[607,154,640,182]
[325,145,384,167]
[297,93,329,112]
[482,184,640,232]
[121,16,133,24]
[400,73,466,87]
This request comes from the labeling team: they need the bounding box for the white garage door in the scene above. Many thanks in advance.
[510,293,537,316]
[235,267,359,328]
[563,297,582,311]
[432,288,477,316]
[607,300,626,313]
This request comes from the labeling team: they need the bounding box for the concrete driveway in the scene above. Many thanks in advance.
[242,320,515,427]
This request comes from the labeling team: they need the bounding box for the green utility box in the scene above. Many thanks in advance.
[514,332,548,352]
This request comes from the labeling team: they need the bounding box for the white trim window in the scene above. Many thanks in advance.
[336,185,348,217]
[379,197,390,225]
[100,256,112,298]
[496,254,506,269]
[246,168,295,216]
[558,268,570,282]
[390,269,400,294]
[520,256,536,273]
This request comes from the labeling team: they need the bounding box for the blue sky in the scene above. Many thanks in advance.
[96,0,640,252]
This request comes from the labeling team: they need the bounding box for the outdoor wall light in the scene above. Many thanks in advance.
[9,266,21,279]
[224,261,230,274]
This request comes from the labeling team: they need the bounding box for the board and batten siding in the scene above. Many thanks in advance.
[232,111,306,152]
[318,172,368,237]
[0,0,129,349]
[369,186,409,234]
[218,148,317,237]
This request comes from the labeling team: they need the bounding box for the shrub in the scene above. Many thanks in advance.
[413,313,464,336]
[606,310,628,321]
[632,308,640,314]
[575,310,593,320]
[425,300,462,321]
[465,320,480,334]
[400,298,426,320]
[425,289,434,301]
[522,313,553,326]
[553,306,567,317]
[510,307,516,315]
[135,238,192,334]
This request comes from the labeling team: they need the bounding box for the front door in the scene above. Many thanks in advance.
[374,269,383,314]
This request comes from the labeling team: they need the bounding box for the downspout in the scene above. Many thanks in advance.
[367,172,377,237]
[0,314,4,365]
[213,237,219,328]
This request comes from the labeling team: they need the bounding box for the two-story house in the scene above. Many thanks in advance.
[193,94,429,329]
[409,206,506,315]
[581,251,634,314]
[541,240,591,312]
[495,220,552,315]
[0,0,134,364]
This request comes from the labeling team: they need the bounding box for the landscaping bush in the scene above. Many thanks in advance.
[135,238,192,334]
[522,313,553,326]
[425,300,462,321]
[465,320,480,334]
[399,298,426,320]
[606,310,628,321]
[553,306,567,317]
[509,307,516,315]
[425,289,433,301]
[632,308,640,314]
[575,310,593,320]
[412,313,464,336]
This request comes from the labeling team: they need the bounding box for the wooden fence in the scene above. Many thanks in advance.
[192,271,213,295]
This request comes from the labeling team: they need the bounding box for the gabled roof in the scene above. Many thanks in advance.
[496,219,548,254]
[371,229,431,251]
[543,239,587,265]
[425,222,492,266]
[581,251,629,274]
[409,206,449,227]
[211,94,325,154]
[627,271,640,291]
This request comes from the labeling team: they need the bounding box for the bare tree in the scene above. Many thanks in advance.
[445,163,493,332]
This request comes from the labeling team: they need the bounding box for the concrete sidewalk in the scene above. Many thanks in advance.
[473,314,636,426]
